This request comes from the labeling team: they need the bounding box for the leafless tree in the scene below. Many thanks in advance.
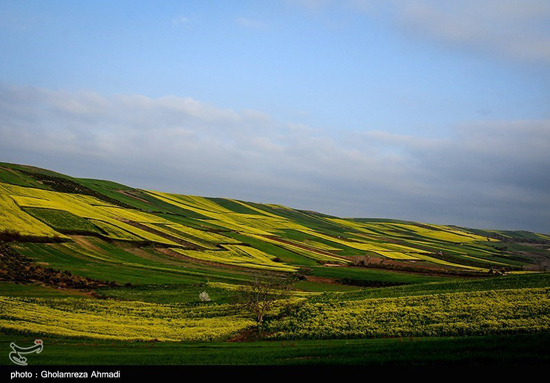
[236,274,292,324]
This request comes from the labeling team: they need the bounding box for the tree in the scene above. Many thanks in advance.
[236,274,292,324]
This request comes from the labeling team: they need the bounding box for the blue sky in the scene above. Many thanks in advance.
[1,0,550,232]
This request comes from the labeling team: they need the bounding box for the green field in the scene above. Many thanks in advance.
[1,332,549,366]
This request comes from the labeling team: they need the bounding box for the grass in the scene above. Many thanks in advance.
[278,229,368,256]
[95,283,237,304]
[24,208,103,235]
[13,239,254,285]
[225,232,319,266]
[248,234,351,264]
[88,219,144,241]
[309,266,450,285]
[293,281,360,292]
[0,282,90,299]
[4,168,540,271]
[1,332,548,366]
[310,272,550,302]
[0,166,46,189]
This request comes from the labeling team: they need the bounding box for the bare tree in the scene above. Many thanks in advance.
[236,274,292,324]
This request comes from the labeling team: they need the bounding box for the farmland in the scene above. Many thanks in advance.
[0,296,255,342]
[1,162,549,366]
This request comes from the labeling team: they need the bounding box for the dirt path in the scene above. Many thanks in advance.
[305,275,345,285]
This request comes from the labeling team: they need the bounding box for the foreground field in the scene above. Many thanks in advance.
[1,332,549,366]
[1,274,549,345]
[265,288,550,340]
[0,296,255,342]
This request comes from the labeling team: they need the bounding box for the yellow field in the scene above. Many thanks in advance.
[89,219,144,242]
[0,296,254,341]
[404,226,485,243]
[372,222,488,243]
[2,183,179,246]
[411,253,486,270]
[162,224,239,244]
[265,288,550,340]
[148,224,220,249]
[300,230,420,256]
[248,234,350,265]
[302,240,341,252]
[146,191,307,234]
[0,183,64,238]
[326,218,381,236]
[171,245,297,272]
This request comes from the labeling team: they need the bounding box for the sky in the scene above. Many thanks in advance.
[0,0,549,232]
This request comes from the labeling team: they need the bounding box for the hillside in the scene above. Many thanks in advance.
[1,162,550,366]
[1,162,548,276]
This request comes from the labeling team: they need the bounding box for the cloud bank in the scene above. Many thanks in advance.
[294,0,550,65]
[1,84,549,232]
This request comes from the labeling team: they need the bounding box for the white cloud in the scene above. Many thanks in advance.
[1,84,549,232]
[289,0,550,64]
[394,0,550,63]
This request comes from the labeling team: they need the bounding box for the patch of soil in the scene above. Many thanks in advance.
[304,275,344,285]
[227,327,263,342]
[70,235,106,253]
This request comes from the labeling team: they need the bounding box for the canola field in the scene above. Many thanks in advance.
[0,296,254,341]
[172,245,298,272]
[265,287,550,340]
[0,175,534,274]
[2,280,549,343]
[0,184,62,239]
[0,174,537,273]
